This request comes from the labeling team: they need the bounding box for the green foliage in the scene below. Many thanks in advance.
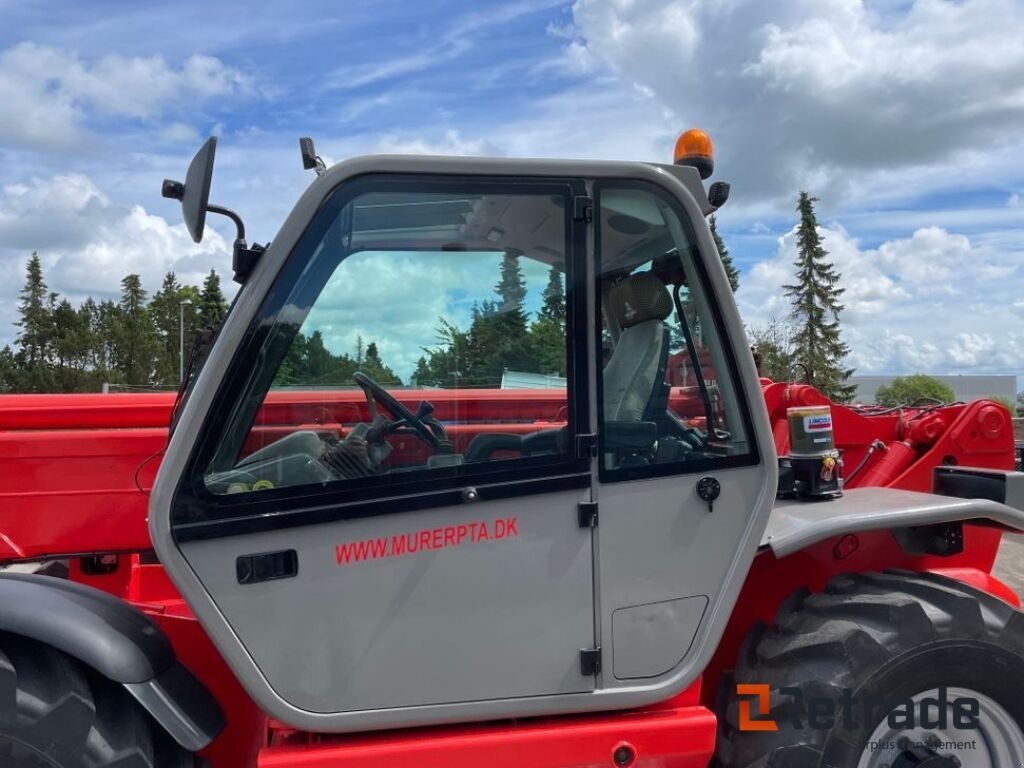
[1,254,238,393]
[747,317,795,382]
[198,269,229,330]
[874,375,956,407]
[784,192,856,402]
[14,253,54,390]
[0,345,17,392]
[111,274,156,385]
[709,216,739,292]
[414,262,568,387]
[149,273,202,385]
[273,332,401,388]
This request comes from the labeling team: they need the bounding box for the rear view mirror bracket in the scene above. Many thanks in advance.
[162,137,264,284]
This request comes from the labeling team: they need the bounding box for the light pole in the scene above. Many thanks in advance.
[179,299,193,383]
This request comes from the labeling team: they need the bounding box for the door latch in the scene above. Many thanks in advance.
[696,476,721,513]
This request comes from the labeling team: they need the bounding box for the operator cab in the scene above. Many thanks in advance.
[152,134,772,733]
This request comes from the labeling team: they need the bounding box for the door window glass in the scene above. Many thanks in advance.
[204,186,575,496]
[596,185,752,478]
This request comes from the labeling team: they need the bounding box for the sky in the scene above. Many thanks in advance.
[0,0,1022,382]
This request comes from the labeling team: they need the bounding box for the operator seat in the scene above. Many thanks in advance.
[602,272,673,424]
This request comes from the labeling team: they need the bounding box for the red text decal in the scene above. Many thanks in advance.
[335,517,519,566]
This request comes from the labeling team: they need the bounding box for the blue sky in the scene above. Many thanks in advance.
[0,0,1022,381]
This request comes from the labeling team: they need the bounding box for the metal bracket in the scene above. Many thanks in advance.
[576,433,597,460]
[578,501,598,528]
[580,647,601,676]
[573,196,594,223]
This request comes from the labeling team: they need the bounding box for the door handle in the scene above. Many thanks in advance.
[236,550,298,585]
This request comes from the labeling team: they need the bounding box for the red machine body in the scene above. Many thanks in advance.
[0,384,1016,767]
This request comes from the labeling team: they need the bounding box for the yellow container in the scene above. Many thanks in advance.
[787,405,835,456]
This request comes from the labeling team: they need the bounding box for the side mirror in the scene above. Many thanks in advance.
[162,137,217,243]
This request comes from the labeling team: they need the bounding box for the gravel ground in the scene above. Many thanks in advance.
[994,533,1024,598]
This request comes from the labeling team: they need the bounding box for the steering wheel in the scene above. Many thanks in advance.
[352,371,442,449]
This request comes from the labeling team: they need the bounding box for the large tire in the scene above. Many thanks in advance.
[716,571,1024,768]
[0,633,192,767]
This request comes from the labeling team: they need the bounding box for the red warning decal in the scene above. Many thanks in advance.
[335,517,519,566]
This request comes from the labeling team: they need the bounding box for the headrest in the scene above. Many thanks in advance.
[607,273,673,329]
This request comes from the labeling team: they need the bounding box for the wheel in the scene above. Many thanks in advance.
[716,571,1024,768]
[0,633,193,767]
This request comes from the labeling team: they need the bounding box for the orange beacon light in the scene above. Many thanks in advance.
[673,128,714,180]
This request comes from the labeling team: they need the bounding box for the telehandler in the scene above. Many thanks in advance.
[1,130,1023,768]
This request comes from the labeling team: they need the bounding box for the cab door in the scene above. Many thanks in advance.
[150,173,596,731]
[590,180,775,692]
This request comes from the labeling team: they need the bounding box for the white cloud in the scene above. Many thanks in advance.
[1010,193,1023,207]
[0,43,252,151]
[0,174,230,345]
[371,130,499,157]
[738,222,1024,376]
[567,0,1024,208]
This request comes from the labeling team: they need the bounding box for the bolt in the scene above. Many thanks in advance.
[612,743,635,767]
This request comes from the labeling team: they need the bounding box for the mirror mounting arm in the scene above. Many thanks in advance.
[207,204,246,241]
[204,203,262,284]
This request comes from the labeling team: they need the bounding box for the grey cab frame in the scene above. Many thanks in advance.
[149,155,777,733]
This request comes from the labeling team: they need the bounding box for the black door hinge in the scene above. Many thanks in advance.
[573,196,594,223]
[578,501,598,528]
[576,432,597,460]
[580,647,602,676]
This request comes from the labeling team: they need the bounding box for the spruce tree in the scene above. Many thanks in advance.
[112,274,156,385]
[531,266,567,376]
[539,266,566,324]
[709,216,739,292]
[494,254,527,315]
[783,193,855,402]
[198,269,229,330]
[362,341,401,384]
[14,253,54,389]
[149,272,200,384]
[93,299,120,380]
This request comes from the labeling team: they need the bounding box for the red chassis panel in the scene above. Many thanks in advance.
[0,386,1019,767]
[260,684,713,768]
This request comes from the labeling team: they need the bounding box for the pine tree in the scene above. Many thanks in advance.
[531,266,567,376]
[494,254,527,315]
[539,266,566,324]
[198,269,229,330]
[783,193,855,402]
[50,297,92,390]
[149,272,201,384]
[93,299,120,381]
[112,274,156,385]
[362,341,401,384]
[14,253,54,390]
[709,216,739,292]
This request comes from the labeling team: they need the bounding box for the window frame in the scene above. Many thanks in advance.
[593,179,760,484]
[171,174,591,542]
